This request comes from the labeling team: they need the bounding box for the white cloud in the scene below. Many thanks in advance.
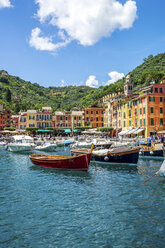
[34,0,137,48]
[105,71,124,85]
[86,75,99,88]
[29,27,71,51]
[0,0,12,8]
[60,80,66,87]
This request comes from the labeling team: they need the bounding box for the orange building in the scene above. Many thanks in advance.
[83,105,105,128]
[131,79,165,137]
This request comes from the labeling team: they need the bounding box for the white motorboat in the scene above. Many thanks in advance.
[34,141,57,152]
[71,140,93,148]
[0,141,6,147]
[7,135,35,152]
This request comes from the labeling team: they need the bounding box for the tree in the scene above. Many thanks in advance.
[5,88,11,102]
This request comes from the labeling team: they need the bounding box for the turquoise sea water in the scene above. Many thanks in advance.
[0,147,165,248]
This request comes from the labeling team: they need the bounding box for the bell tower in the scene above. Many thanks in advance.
[124,75,133,96]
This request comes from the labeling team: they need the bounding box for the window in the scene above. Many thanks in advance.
[149,96,155,102]
[74,116,76,120]
[124,121,126,127]
[150,107,154,114]
[29,115,35,120]
[159,88,163,93]
[129,120,131,126]
[86,111,88,114]
[135,109,137,115]
[160,119,163,126]
[129,110,131,117]
[143,119,145,126]
[140,119,142,126]
[87,117,89,121]
[91,117,93,121]
[96,123,98,127]
[96,117,98,121]
[29,124,35,127]
[101,118,103,121]
[123,112,126,119]
[60,116,63,121]
[160,97,163,102]
[155,88,158,93]
[160,107,163,114]
[79,117,81,120]
[135,119,137,126]
[140,108,142,115]
[91,111,93,114]
[96,111,98,114]
[65,116,68,120]
[151,118,154,125]
[143,108,145,114]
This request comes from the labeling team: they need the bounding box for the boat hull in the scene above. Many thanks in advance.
[34,145,57,152]
[139,143,165,157]
[92,150,139,164]
[29,153,91,170]
[7,144,34,152]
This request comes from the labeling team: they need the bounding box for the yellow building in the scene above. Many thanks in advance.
[26,110,37,128]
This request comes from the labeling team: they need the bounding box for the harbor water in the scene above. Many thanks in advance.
[0,147,165,248]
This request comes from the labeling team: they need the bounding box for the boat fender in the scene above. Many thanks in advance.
[150,150,154,155]
[4,144,8,150]
[104,156,109,161]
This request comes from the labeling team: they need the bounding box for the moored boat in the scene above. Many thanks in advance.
[6,135,35,152]
[29,153,92,170]
[139,143,165,157]
[34,141,57,152]
[71,146,140,164]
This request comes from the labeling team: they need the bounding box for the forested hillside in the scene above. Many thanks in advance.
[0,71,96,113]
[1,53,165,113]
[82,53,165,104]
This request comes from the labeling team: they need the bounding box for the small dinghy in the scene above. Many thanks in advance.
[29,153,92,171]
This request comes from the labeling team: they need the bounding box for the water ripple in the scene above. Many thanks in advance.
[0,148,165,247]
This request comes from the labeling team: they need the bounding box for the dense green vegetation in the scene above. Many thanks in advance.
[83,53,165,102]
[0,71,96,113]
[1,53,165,113]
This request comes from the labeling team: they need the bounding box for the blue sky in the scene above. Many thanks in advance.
[0,0,165,88]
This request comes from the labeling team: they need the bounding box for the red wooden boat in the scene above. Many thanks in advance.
[29,152,92,171]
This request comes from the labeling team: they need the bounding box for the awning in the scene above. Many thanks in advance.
[118,128,132,135]
[73,129,82,132]
[64,129,72,133]
[37,129,53,132]
[126,128,139,135]
[133,128,144,134]
[157,130,165,134]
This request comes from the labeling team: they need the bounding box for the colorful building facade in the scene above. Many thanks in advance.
[11,115,19,129]
[83,105,105,128]
[102,76,165,138]
[53,110,83,129]
[0,105,11,130]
